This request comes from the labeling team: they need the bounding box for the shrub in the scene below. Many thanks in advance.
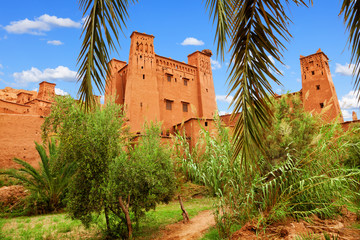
[42,96,175,239]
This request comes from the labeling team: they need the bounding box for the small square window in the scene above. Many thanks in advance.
[167,75,171,82]
[320,103,324,108]
[165,100,172,110]
[182,102,188,112]
[316,85,320,90]
[205,122,208,127]
[312,71,315,75]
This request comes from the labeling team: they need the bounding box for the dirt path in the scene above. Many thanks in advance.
[155,210,215,240]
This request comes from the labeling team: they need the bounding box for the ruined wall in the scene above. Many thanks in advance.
[0,114,43,168]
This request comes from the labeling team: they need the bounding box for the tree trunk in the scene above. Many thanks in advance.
[119,196,133,239]
[178,195,190,223]
[104,204,111,233]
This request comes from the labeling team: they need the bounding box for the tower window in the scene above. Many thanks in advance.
[183,79,189,86]
[143,74,145,79]
[165,99,173,110]
[205,122,208,127]
[311,71,315,75]
[316,85,320,90]
[182,102,189,112]
[167,75,171,82]
[320,103,324,108]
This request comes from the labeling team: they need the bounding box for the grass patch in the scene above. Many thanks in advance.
[1,197,215,239]
[136,197,214,239]
[200,227,220,240]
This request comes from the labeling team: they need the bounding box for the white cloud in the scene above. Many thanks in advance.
[13,66,77,85]
[210,58,221,70]
[4,14,81,35]
[339,90,360,109]
[55,88,69,96]
[342,110,352,120]
[296,78,301,82]
[216,95,233,104]
[181,37,204,46]
[285,65,291,70]
[47,40,63,45]
[0,63,3,69]
[335,63,358,76]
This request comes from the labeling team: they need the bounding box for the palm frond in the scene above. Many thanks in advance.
[77,0,133,109]
[340,0,360,101]
[206,0,312,167]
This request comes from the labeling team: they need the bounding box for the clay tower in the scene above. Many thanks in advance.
[187,50,216,118]
[300,49,343,122]
[124,32,160,132]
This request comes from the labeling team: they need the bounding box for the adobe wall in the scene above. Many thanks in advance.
[0,100,30,114]
[0,114,44,169]
[156,55,199,132]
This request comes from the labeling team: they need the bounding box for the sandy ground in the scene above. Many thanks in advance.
[155,210,215,240]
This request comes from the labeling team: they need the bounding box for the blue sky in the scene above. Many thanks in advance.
[0,0,359,120]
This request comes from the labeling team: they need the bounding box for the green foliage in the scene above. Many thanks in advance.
[178,97,360,238]
[175,116,234,197]
[42,96,127,227]
[1,139,74,214]
[42,97,175,238]
[107,123,176,236]
[343,124,360,168]
[261,94,320,169]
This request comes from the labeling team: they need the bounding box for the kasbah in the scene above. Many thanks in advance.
[0,31,357,169]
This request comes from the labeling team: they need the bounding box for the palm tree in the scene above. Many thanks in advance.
[77,0,359,166]
[1,140,75,212]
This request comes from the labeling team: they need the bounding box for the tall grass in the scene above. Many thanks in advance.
[175,97,360,238]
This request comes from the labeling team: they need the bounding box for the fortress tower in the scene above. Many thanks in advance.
[300,49,343,122]
[105,31,217,134]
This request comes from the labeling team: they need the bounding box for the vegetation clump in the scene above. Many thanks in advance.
[42,96,176,238]
[1,139,75,215]
[176,95,360,238]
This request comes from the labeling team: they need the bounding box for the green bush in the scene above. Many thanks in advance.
[42,96,175,239]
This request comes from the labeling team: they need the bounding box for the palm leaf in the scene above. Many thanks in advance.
[77,0,134,109]
[206,0,312,167]
[340,0,360,101]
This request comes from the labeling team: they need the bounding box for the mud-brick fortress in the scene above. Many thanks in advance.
[0,82,56,168]
[0,31,357,169]
[105,31,217,140]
